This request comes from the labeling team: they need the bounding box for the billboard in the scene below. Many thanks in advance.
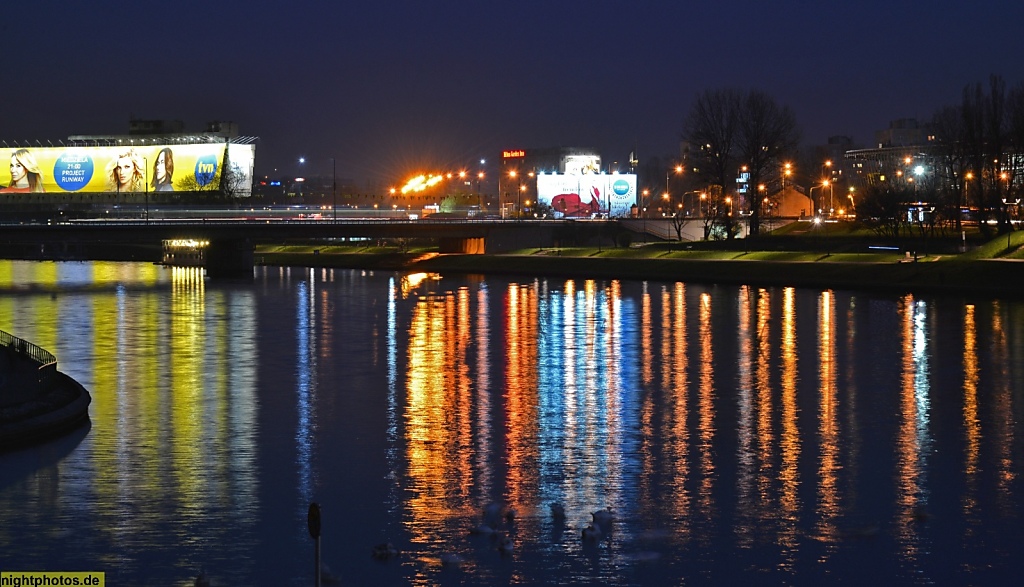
[536,173,637,218]
[0,143,248,194]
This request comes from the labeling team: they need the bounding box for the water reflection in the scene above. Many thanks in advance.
[816,290,840,544]
[1,262,1022,585]
[896,295,931,561]
[1,262,259,581]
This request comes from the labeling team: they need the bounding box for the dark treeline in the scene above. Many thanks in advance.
[675,77,1023,241]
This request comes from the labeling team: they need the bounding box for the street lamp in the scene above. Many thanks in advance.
[330,157,337,222]
[143,156,149,223]
[810,181,828,218]
[477,171,485,211]
[825,179,833,215]
[1002,195,1020,250]
[665,164,683,207]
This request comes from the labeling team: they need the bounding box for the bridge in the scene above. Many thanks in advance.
[0,218,576,278]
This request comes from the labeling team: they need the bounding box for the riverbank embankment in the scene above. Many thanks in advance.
[255,239,1024,299]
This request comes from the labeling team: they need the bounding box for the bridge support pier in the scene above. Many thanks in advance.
[205,239,254,280]
[439,237,486,254]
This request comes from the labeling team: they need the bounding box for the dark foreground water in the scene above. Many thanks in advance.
[1,260,1022,586]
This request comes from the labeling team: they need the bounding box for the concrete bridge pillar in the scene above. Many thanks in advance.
[439,237,486,254]
[205,239,254,280]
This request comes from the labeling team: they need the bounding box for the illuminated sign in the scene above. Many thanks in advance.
[536,173,637,218]
[563,154,601,175]
[0,143,254,195]
[502,149,526,159]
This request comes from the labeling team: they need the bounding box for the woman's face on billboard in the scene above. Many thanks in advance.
[155,152,167,181]
[116,157,134,186]
[10,156,27,184]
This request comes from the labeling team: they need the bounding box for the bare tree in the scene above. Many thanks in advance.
[683,89,743,208]
[736,90,800,237]
[220,161,252,201]
[961,75,1010,237]
[930,105,969,230]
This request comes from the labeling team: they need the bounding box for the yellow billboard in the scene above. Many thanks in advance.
[0,143,228,194]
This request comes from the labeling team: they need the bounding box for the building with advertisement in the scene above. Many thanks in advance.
[0,120,257,207]
[499,147,637,218]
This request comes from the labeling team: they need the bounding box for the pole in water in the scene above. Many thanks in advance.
[308,502,321,587]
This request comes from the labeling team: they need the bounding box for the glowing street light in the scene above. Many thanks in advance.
[665,164,683,206]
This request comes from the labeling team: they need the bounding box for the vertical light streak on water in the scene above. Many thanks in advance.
[815,290,840,545]
[779,287,800,555]
[665,283,690,535]
[560,280,580,507]
[475,283,492,502]
[385,277,400,516]
[962,305,980,521]
[114,281,130,518]
[697,292,715,521]
[988,302,1015,511]
[536,280,565,508]
[580,280,601,501]
[637,282,656,518]
[454,288,475,502]
[404,290,457,541]
[506,281,540,517]
[896,294,931,562]
[755,289,774,519]
[842,297,861,508]
[224,291,259,527]
[736,286,756,547]
[641,282,653,386]
[605,280,634,526]
[504,282,524,505]
[294,276,315,506]
[169,266,207,531]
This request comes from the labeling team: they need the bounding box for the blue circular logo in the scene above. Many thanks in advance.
[612,179,630,196]
[195,154,219,187]
[53,151,94,192]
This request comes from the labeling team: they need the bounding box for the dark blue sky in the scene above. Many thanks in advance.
[4,0,1023,190]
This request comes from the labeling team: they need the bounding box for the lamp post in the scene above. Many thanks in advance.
[143,156,149,224]
[641,189,649,242]
[810,182,827,218]
[329,157,337,222]
[507,170,517,219]
[1002,197,1020,250]
[665,165,683,208]
[477,171,485,212]
[826,179,833,215]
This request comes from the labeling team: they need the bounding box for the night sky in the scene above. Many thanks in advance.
[4,0,1024,190]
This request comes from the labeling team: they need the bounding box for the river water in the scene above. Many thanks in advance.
[0,260,1021,586]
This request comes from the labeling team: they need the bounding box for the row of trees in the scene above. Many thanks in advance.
[922,75,1024,236]
[681,88,801,238]
[668,76,1023,242]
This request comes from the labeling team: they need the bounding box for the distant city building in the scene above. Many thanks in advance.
[845,118,938,188]
[875,118,933,149]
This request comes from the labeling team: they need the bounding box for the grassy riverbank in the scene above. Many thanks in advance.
[255,228,1024,298]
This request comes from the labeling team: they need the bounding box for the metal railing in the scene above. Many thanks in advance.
[1,329,57,388]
